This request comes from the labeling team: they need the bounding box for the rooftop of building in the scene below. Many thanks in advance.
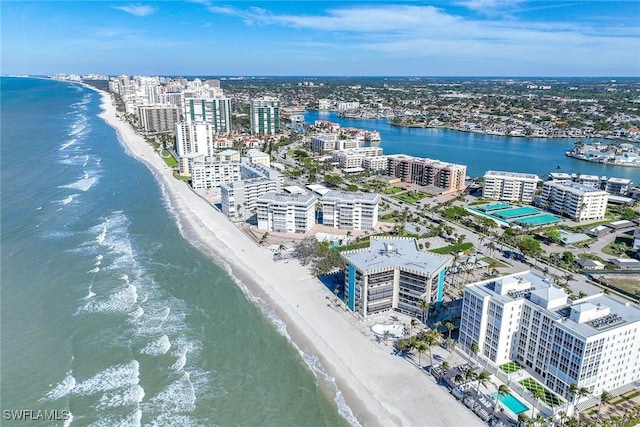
[245,148,269,157]
[544,180,609,194]
[256,191,317,205]
[607,177,633,184]
[342,237,451,276]
[466,271,640,338]
[484,170,540,180]
[322,190,381,203]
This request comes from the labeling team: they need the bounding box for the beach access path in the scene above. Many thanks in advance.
[95,89,484,427]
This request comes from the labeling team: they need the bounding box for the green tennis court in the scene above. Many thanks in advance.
[515,214,561,226]
[493,206,540,219]
[479,203,512,212]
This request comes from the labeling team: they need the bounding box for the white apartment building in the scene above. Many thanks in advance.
[250,97,280,136]
[541,181,608,221]
[363,156,388,172]
[483,170,540,203]
[175,121,214,158]
[574,174,601,189]
[318,99,332,110]
[341,237,451,318]
[335,139,360,151]
[189,160,241,189]
[221,178,281,219]
[311,133,339,152]
[211,149,240,162]
[605,177,632,196]
[320,191,381,231]
[245,149,271,168]
[459,271,640,402]
[255,192,317,234]
[336,101,360,111]
[332,147,384,169]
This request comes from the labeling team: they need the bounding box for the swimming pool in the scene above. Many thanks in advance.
[493,391,528,414]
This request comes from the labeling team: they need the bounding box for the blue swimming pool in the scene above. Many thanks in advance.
[493,391,528,414]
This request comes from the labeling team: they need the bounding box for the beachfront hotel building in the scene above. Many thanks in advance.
[541,181,608,221]
[175,121,214,158]
[458,271,640,402]
[482,170,540,203]
[255,192,317,234]
[221,178,281,219]
[386,155,467,193]
[189,159,241,190]
[250,97,280,136]
[341,237,451,318]
[320,191,381,231]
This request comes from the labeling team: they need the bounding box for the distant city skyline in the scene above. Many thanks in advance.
[2,1,639,77]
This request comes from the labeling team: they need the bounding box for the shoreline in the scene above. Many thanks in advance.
[92,87,484,427]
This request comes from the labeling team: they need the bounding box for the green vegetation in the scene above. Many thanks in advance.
[336,238,371,252]
[517,236,542,259]
[324,174,343,188]
[481,257,509,268]
[382,186,403,195]
[519,378,564,407]
[500,361,523,374]
[609,389,640,405]
[440,205,470,220]
[430,242,474,254]
[172,171,190,182]
[380,211,404,222]
[393,190,430,204]
[602,236,634,257]
[161,150,179,167]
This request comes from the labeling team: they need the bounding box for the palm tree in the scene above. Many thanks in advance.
[443,321,454,343]
[416,341,427,366]
[475,370,491,396]
[382,330,391,346]
[596,390,612,426]
[419,299,430,323]
[493,384,510,420]
[422,329,441,367]
[532,388,545,420]
[470,342,479,365]
[517,412,530,427]
[454,373,464,386]
[410,318,419,337]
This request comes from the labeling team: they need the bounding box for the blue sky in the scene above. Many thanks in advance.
[2,1,639,76]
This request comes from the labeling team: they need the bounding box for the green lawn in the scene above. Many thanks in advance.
[382,187,404,195]
[482,257,509,268]
[430,242,474,254]
[519,378,564,407]
[161,149,179,167]
[337,238,371,252]
[500,361,523,374]
[393,191,430,204]
[380,212,404,222]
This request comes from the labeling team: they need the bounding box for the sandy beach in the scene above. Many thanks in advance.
[95,89,484,427]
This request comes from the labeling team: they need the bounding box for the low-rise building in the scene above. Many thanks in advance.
[245,148,271,168]
[483,170,540,203]
[255,192,317,234]
[605,177,632,196]
[341,237,451,318]
[459,271,640,402]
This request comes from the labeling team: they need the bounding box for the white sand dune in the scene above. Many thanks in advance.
[93,87,483,427]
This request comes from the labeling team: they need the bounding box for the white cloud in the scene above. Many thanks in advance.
[113,4,155,17]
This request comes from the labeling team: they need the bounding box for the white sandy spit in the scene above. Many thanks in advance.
[93,88,483,427]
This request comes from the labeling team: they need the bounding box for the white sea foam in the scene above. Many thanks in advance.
[130,306,144,318]
[42,372,76,401]
[37,206,43,210]
[59,138,77,151]
[150,372,196,413]
[58,194,77,205]
[84,289,96,299]
[94,384,145,410]
[73,360,139,396]
[140,335,171,356]
[87,267,100,273]
[63,412,73,427]
[81,284,138,313]
[62,175,97,192]
[88,408,141,427]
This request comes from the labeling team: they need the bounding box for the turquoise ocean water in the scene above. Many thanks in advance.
[0,78,350,426]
